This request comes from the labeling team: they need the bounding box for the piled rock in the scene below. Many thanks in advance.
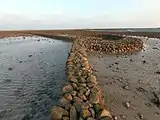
[84,36,143,54]
[51,38,113,120]
[51,33,143,120]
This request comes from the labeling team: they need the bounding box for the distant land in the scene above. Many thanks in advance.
[90,27,160,32]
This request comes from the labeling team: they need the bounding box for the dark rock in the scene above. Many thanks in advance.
[73,101,82,113]
[19,61,23,63]
[97,109,111,119]
[69,78,78,83]
[28,55,32,57]
[93,104,102,115]
[87,117,96,120]
[71,91,77,96]
[51,106,69,120]
[80,108,91,119]
[70,106,77,120]
[85,89,91,96]
[89,108,96,118]
[142,60,146,63]
[152,92,160,107]
[72,83,78,90]
[64,93,72,101]
[60,97,70,107]
[62,117,69,120]
[65,104,72,111]
[8,68,13,71]
[120,114,127,120]
[155,71,160,74]
[124,102,130,108]
[122,85,129,90]
[138,113,144,119]
[130,59,134,62]
[98,116,113,120]
[62,84,73,94]
[89,93,99,104]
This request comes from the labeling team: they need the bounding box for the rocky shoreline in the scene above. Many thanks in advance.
[51,35,143,120]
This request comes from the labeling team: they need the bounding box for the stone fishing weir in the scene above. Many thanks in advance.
[47,33,143,120]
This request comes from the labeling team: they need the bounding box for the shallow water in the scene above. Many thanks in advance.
[0,36,71,120]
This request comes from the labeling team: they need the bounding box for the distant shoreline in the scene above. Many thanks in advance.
[0,30,160,39]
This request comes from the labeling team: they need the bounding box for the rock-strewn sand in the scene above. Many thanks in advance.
[88,37,160,120]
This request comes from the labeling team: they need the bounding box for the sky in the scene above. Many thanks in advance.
[0,0,160,30]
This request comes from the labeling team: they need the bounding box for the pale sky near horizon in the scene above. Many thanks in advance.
[0,0,159,30]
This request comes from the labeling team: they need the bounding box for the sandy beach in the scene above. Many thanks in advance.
[88,37,160,120]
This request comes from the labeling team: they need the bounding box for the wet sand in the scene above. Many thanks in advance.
[88,37,160,120]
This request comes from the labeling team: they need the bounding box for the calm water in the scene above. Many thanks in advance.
[0,36,71,120]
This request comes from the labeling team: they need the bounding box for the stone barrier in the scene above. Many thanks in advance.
[51,34,143,120]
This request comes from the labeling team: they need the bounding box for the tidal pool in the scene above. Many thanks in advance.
[0,36,71,120]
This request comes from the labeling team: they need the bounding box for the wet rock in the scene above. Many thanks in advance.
[70,106,77,120]
[81,102,90,109]
[93,104,102,115]
[65,103,72,111]
[64,93,72,101]
[8,67,13,71]
[62,84,73,94]
[69,77,78,83]
[73,96,83,103]
[87,82,96,88]
[51,106,69,120]
[78,93,87,101]
[120,114,127,120]
[71,91,77,96]
[87,74,97,85]
[98,116,113,120]
[80,108,91,119]
[19,61,23,63]
[79,88,88,94]
[97,109,111,119]
[124,102,130,108]
[73,101,82,113]
[85,89,91,96]
[61,97,70,107]
[87,117,96,120]
[91,86,100,95]
[113,116,118,120]
[130,59,134,62]
[155,71,160,74]
[79,117,84,120]
[78,77,86,83]
[142,60,146,64]
[79,83,87,87]
[136,87,147,93]
[152,92,160,107]
[62,116,69,120]
[28,55,32,57]
[89,93,100,104]
[72,83,78,90]
[89,108,96,118]
[138,113,144,119]
[122,85,129,90]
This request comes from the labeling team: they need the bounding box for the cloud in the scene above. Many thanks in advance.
[0,11,159,30]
